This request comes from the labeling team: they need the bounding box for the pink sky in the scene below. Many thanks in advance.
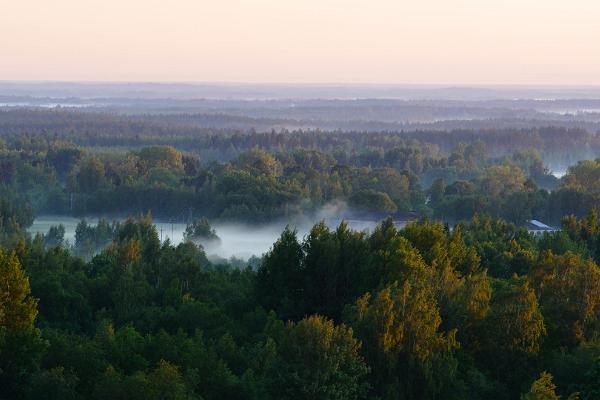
[1,0,599,84]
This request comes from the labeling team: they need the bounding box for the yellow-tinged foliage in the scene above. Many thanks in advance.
[0,249,38,332]
[351,280,457,363]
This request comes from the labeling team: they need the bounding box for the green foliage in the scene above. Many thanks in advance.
[44,224,65,248]
[46,147,83,178]
[484,277,546,356]
[27,367,80,400]
[0,249,38,332]
[521,372,560,400]
[529,251,600,346]
[347,280,458,399]
[138,146,184,173]
[75,218,118,259]
[576,357,600,400]
[0,186,34,246]
[478,277,546,395]
[459,215,536,278]
[2,190,600,399]
[350,189,398,214]
[234,149,282,177]
[0,249,46,398]
[268,315,369,400]
[6,107,600,398]
[256,227,305,320]
[76,157,106,192]
[184,218,220,244]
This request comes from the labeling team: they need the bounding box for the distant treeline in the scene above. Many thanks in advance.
[0,108,600,225]
[0,109,598,165]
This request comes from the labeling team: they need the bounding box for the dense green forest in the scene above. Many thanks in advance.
[3,108,600,398]
[4,211,600,399]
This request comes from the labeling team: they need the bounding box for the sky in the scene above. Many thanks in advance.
[1,0,599,85]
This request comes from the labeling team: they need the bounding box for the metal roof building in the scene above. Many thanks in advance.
[526,219,560,235]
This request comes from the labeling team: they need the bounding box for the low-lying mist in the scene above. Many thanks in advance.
[28,202,404,262]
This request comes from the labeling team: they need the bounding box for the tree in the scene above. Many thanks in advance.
[147,359,196,400]
[429,178,446,205]
[256,227,305,320]
[483,277,546,356]
[76,157,106,192]
[349,190,397,214]
[529,251,600,346]
[235,149,283,177]
[301,222,341,318]
[563,159,600,192]
[138,146,184,173]
[576,356,600,400]
[268,315,369,400]
[0,250,38,332]
[370,168,411,207]
[44,224,65,248]
[184,218,220,245]
[478,164,526,197]
[92,361,196,400]
[146,167,180,187]
[347,280,457,399]
[479,277,546,395]
[26,367,79,400]
[521,372,560,400]
[46,147,83,178]
[0,250,46,397]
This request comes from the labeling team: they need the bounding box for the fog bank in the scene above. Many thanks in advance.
[28,209,404,260]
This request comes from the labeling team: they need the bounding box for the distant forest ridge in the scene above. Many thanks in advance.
[0,108,597,171]
[2,81,600,100]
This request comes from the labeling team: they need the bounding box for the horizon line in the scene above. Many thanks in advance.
[2,80,600,89]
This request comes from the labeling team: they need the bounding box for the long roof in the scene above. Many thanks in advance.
[528,220,555,230]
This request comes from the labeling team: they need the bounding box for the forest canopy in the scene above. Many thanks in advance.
[2,107,600,399]
[2,213,600,398]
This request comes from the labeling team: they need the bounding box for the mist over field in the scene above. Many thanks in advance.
[27,200,405,260]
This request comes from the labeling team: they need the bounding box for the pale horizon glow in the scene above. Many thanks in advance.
[1,0,599,85]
